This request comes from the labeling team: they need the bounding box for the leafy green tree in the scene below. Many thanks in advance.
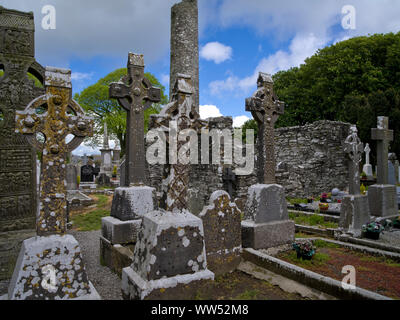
[74,69,168,156]
[273,32,400,162]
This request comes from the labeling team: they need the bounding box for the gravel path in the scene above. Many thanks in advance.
[68,230,122,300]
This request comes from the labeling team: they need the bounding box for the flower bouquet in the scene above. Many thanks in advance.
[362,221,384,240]
[292,240,316,260]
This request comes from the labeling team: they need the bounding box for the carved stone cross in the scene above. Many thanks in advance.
[246,72,284,184]
[364,143,371,165]
[344,125,364,195]
[15,67,93,236]
[372,116,393,184]
[109,53,161,186]
[222,167,236,198]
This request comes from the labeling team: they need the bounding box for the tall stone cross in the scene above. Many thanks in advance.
[372,116,393,184]
[0,7,45,232]
[344,125,364,195]
[245,72,284,184]
[15,67,93,236]
[109,53,161,186]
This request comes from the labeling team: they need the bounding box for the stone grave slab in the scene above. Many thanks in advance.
[199,190,241,275]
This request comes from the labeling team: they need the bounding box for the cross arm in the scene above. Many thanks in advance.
[109,81,131,112]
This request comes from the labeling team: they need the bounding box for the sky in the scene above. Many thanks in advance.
[3,0,400,155]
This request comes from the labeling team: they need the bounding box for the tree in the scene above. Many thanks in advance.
[74,69,168,156]
[273,32,400,162]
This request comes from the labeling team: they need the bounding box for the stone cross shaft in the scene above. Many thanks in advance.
[245,72,284,184]
[109,53,161,186]
[222,167,236,198]
[371,116,393,184]
[15,67,93,236]
[344,126,363,195]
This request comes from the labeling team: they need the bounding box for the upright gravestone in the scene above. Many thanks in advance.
[121,74,214,300]
[80,164,96,189]
[66,164,78,191]
[363,143,373,179]
[242,72,294,249]
[339,125,370,237]
[222,167,236,199]
[100,53,159,274]
[0,7,45,233]
[199,191,241,276]
[368,117,398,217]
[170,0,199,113]
[7,67,99,300]
[100,122,112,175]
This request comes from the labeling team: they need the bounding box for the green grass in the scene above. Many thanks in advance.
[285,251,330,268]
[289,213,338,229]
[235,289,261,300]
[71,209,109,231]
[70,194,110,231]
[287,198,308,205]
[295,232,316,239]
[313,239,341,249]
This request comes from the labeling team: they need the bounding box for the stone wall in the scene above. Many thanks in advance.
[144,119,351,212]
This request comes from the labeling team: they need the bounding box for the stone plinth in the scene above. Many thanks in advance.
[102,216,141,245]
[339,194,371,237]
[241,220,295,249]
[7,235,100,300]
[121,210,214,300]
[111,186,157,221]
[199,191,242,276]
[368,185,398,217]
[363,164,373,180]
[242,184,294,249]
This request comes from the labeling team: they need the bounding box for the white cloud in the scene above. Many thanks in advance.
[233,115,250,128]
[160,74,170,86]
[209,33,328,96]
[200,105,223,119]
[71,72,94,81]
[200,42,233,64]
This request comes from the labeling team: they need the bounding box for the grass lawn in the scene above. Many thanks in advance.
[70,194,112,231]
[289,212,338,229]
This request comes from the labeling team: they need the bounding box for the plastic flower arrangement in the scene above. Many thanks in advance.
[362,221,384,234]
[292,240,316,259]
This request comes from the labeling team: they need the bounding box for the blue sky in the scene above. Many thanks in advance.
[3,0,400,155]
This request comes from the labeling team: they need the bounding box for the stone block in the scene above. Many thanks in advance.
[111,186,157,221]
[245,184,289,223]
[101,216,141,245]
[339,194,371,237]
[8,235,100,300]
[241,220,295,250]
[199,191,242,276]
[368,184,398,217]
[121,210,215,300]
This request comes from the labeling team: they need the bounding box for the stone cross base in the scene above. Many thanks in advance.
[121,210,215,300]
[339,194,371,238]
[368,185,398,217]
[241,220,295,250]
[363,164,374,179]
[7,235,100,300]
[100,217,141,276]
[110,186,157,221]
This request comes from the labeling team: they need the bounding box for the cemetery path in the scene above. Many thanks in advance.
[68,229,122,300]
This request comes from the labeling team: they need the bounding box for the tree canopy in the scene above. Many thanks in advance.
[271,32,400,164]
[74,69,168,156]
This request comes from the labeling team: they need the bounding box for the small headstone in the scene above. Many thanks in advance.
[81,164,95,183]
[121,210,214,300]
[363,143,374,179]
[66,164,78,191]
[199,191,242,276]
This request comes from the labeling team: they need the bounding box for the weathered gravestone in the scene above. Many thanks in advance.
[199,190,241,276]
[363,143,374,179]
[100,121,112,176]
[121,74,215,300]
[66,164,94,210]
[0,7,45,233]
[339,125,371,237]
[6,67,99,300]
[242,72,294,249]
[368,117,398,217]
[222,167,236,199]
[100,53,159,274]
